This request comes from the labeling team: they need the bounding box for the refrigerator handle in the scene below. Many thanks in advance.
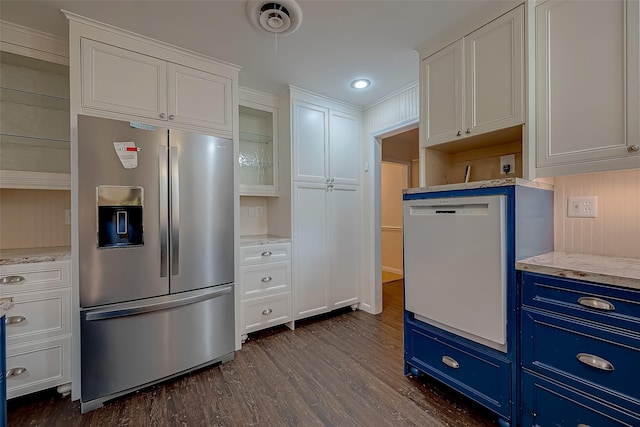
[85,285,232,321]
[170,146,180,276]
[158,146,169,278]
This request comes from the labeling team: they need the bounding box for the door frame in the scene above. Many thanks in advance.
[367,118,419,314]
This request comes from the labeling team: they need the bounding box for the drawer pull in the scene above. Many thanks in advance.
[6,315,26,325]
[261,276,272,283]
[441,356,459,369]
[0,275,26,285]
[262,308,273,315]
[578,297,615,312]
[261,251,272,257]
[576,353,614,372]
[6,367,28,378]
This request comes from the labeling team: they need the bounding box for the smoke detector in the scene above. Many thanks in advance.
[247,0,302,36]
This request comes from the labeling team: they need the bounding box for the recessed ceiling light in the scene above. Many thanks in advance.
[351,79,371,89]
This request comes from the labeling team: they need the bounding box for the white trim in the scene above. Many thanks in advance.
[0,20,69,65]
[288,85,362,113]
[0,170,70,190]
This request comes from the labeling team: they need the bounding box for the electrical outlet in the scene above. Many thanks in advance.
[64,209,72,225]
[567,196,598,218]
[500,154,515,175]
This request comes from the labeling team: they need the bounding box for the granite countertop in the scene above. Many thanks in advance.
[0,246,71,266]
[240,235,291,247]
[516,251,640,290]
[403,178,554,195]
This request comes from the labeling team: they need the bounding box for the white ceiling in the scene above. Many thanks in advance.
[0,0,498,109]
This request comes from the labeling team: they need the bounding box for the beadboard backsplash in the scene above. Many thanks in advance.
[0,189,71,249]
[554,169,640,259]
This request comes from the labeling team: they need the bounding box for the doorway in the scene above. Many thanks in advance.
[379,128,419,291]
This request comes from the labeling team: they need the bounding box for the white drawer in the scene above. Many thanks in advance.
[240,243,290,266]
[6,336,71,399]
[0,261,71,294]
[243,292,292,334]
[4,288,71,345]
[241,262,291,299]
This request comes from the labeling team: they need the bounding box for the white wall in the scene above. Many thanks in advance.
[554,169,640,259]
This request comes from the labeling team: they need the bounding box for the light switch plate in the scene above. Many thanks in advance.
[567,196,598,218]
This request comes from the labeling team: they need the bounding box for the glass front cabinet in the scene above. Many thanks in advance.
[238,89,279,196]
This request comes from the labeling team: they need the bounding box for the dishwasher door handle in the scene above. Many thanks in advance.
[85,286,232,321]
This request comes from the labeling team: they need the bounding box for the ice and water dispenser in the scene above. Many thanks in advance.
[97,185,144,248]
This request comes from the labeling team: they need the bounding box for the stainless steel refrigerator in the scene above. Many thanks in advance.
[77,115,234,412]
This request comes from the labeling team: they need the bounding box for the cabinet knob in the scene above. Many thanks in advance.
[168,114,175,120]
[6,315,26,325]
[577,297,615,312]
[441,355,459,369]
[159,113,166,119]
[0,275,25,285]
[261,276,272,283]
[6,367,28,378]
[456,130,462,137]
[465,128,471,134]
[576,353,614,371]
[261,251,272,257]
[628,144,639,153]
[261,308,273,315]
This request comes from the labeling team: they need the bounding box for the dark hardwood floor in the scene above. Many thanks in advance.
[8,280,497,426]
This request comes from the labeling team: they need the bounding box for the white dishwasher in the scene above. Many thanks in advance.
[403,194,507,352]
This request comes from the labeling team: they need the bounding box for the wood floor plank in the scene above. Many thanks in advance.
[7,280,498,426]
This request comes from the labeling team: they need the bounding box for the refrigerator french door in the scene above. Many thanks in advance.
[77,115,234,412]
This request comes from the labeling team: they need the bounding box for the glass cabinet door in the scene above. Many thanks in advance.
[0,52,70,177]
[238,100,278,196]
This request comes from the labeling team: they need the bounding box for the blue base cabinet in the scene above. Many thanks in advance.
[520,272,640,425]
[1,316,6,427]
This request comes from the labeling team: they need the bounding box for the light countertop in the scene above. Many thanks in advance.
[403,178,554,195]
[516,251,640,290]
[0,246,71,266]
[240,235,291,247]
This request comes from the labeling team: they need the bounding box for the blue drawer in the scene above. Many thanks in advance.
[405,317,511,419]
[522,272,640,332]
[522,370,640,426]
[522,307,640,414]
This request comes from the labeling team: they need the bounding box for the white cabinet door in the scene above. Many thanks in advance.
[329,110,360,185]
[292,100,329,183]
[422,39,463,147]
[81,39,167,120]
[328,184,359,309]
[167,63,232,132]
[465,5,523,137]
[293,182,330,319]
[536,0,640,173]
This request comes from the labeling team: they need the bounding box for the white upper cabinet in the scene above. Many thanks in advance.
[238,88,279,196]
[535,0,640,176]
[292,98,360,185]
[421,5,524,147]
[329,109,361,186]
[292,99,329,183]
[81,39,232,133]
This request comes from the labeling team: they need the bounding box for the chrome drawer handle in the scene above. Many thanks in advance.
[628,144,639,153]
[261,251,272,257]
[261,276,272,283]
[456,130,462,136]
[0,275,26,285]
[6,367,28,378]
[168,114,175,120]
[576,353,614,372]
[6,316,26,325]
[159,113,166,119]
[578,297,615,312]
[262,308,273,315]
[441,356,459,369]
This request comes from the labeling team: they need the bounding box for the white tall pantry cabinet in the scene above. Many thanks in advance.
[285,88,361,320]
